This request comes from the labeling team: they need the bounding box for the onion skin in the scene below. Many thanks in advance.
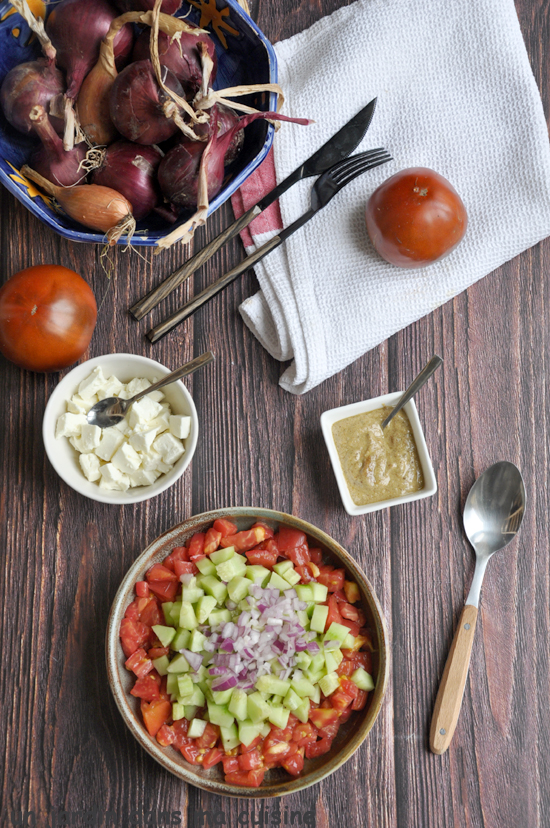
[0,59,65,135]
[132,27,217,90]
[109,59,184,145]
[46,0,134,99]
[92,141,163,220]
[114,0,183,13]
[194,104,244,165]
[28,106,87,187]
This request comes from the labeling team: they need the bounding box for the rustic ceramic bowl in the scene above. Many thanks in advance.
[42,353,198,504]
[106,507,389,797]
[0,0,277,246]
[321,392,438,516]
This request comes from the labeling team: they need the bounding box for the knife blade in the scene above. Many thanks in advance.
[129,98,378,320]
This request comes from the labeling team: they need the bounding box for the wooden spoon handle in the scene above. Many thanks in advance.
[429,604,478,754]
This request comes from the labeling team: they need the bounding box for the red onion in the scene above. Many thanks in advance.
[0,59,65,135]
[109,59,185,145]
[114,0,182,12]
[131,27,217,91]
[178,648,203,671]
[92,141,163,220]
[159,110,311,209]
[28,105,87,187]
[194,104,243,165]
[46,0,134,99]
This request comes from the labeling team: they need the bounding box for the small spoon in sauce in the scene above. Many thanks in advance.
[381,355,443,429]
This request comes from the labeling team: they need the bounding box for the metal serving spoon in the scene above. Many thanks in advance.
[381,355,443,429]
[87,351,214,429]
[429,460,526,754]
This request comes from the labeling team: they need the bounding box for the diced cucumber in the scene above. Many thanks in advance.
[187,718,208,738]
[200,575,228,604]
[216,555,247,583]
[311,583,328,602]
[152,624,176,648]
[228,688,249,722]
[166,673,180,695]
[195,556,216,576]
[283,688,302,711]
[319,672,340,697]
[166,653,190,673]
[227,575,250,602]
[169,601,182,626]
[282,569,301,586]
[325,622,351,644]
[267,705,290,729]
[188,629,206,653]
[220,723,240,752]
[268,571,293,591]
[162,602,174,625]
[260,721,272,738]
[179,685,206,707]
[172,628,191,651]
[172,702,185,721]
[291,677,317,698]
[208,608,231,625]
[181,587,204,603]
[238,719,263,747]
[179,601,198,630]
[297,610,310,629]
[152,654,170,676]
[247,692,271,723]
[309,684,321,704]
[324,648,343,674]
[310,652,326,673]
[245,565,271,586]
[310,605,329,633]
[294,697,310,724]
[351,667,375,691]
[177,674,194,698]
[184,705,198,720]
[295,584,314,602]
[210,546,235,565]
[295,652,312,670]
[195,595,217,624]
[342,633,356,650]
[207,701,235,728]
[255,674,291,697]
[211,688,233,706]
[273,560,293,576]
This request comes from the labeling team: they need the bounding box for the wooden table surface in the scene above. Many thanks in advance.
[1,1,549,826]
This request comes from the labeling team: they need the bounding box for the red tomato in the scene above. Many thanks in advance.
[245,545,278,568]
[203,528,222,555]
[181,743,202,764]
[225,769,265,787]
[156,724,176,746]
[213,518,238,537]
[203,748,224,770]
[130,673,161,701]
[135,581,150,598]
[365,168,468,268]
[352,690,368,711]
[220,526,268,551]
[238,749,262,771]
[119,618,151,658]
[222,756,240,774]
[277,526,307,553]
[195,722,220,749]
[0,265,97,372]
[187,532,206,559]
[305,736,332,759]
[125,648,154,678]
[141,698,171,737]
[281,751,304,777]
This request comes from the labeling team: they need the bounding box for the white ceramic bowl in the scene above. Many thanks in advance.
[321,392,437,516]
[43,353,198,504]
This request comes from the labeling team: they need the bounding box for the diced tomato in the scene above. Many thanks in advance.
[309,548,323,565]
[220,526,269,552]
[296,564,314,583]
[324,594,343,631]
[125,648,154,678]
[146,564,179,602]
[340,677,359,699]
[171,718,192,749]
[181,743,202,764]
[222,756,240,774]
[336,659,354,677]
[148,646,169,660]
[138,596,163,627]
[238,749,262,771]
[341,633,370,654]
[331,589,348,603]
[196,722,220,749]
[292,722,318,746]
[282,751,304,777]
[203,528,222,555]
[119,618,151,658]
[213,518,238,537]
[277,526,307,554]
[344,580,361,603]
[130,673,161,701]
[251,521,274,538]
[305,736,333,759]
[352,690,368,711]
[188,532,206,560]
[141,697,171,737]
[240,734,263,753]
[164,546,190,570]
[286,543,310,566]
[135,581,150,598]
[339,706,353,723]
[245,545,278,568]
[174,560,199,577]
[203,747,224,770]
[309,707,340,730]
[330,689,354,713]
[317,566,345,592]
[156,724,176,746]
[345,651,373,673]
[340,619,361,637]
[225,769,265,787]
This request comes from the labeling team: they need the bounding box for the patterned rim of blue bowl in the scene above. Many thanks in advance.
[0,0,278,246]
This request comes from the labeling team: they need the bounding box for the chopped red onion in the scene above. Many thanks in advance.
[179,649,203,671]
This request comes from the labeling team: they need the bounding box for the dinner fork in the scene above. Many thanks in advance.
[147,148,392,342]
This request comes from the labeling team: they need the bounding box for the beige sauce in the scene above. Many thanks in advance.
[332,406,424,505]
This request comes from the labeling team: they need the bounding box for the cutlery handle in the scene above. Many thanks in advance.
[129,351,215,400]
[429,604,478,754]
[147,234,283,343]
[129,205,262,321]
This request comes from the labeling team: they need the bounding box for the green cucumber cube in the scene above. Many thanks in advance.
[177,674,194,698]
[260,721,272,738]
[310,605,329,633]
[310,653,326,673]
[311,583,328,602]
[342,633,357,650]
[273,560,293,576]
[207,702,235,728]
[297,610,310,629]
[309,683,321,704]
[282,569,301,586]
[179,601,198,630]
[238,719,263,747]
[283,688,302,711]
[195,556,216,576]
[172,628,191,651]
[209,546,235,565]
[324,649,343,674]
[152,655,170,676]
[187,718,207,738]
[184,705,198,720]
[245,565,271,586]
[247,692,271,723]
[351,667,375,691]
[181,587,204,603]
[319,672,340,697]
[295,584,314,602]
[268,571,293,592]
[169,602,182,626]
[223,690,246,723]
[325,622,351,644]
[291,677,317,698]
[188,629,206,653]
[220,723,240,752]
[295,652,312,670]
[166,673,180,695]
[216,555,247,583]
[255,674,291,697]
[211,688,233,706]
[166,653,190,673]
[294,697,310,724]
[227,575,250,602]
[172,702,185,721]
[152,624,176,648]
[208,608,231,625]
[200,575,228,604]
[195,595,217,624]
[162,602,174,625]
[267,705,290,729]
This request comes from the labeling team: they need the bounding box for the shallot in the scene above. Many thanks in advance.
[131,26,217,91]
[28,106,87,187]
[92,141,163,220]
[0,59,65,135]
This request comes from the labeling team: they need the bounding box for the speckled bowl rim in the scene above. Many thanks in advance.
[106,507,389,798]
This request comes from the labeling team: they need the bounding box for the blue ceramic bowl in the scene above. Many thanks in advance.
[0,0,277,246]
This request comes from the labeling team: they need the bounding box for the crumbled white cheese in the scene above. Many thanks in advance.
[56,368,191,492]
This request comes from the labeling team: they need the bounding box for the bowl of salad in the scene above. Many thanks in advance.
[106,508,389,796]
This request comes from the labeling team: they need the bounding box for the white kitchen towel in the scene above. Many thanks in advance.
[235,0,550,394]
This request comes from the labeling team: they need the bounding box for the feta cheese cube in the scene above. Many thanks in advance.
[140,449,172,473]
[153,432,185,465]
[67,395,93,414]
[128,427,158,453]
[169,415,191,440]
[146,389,164,403]
[56,412,87,438]
[129,468,159,487]
[94,429,125,462]
[99,463,130,491]
[148,412,170,434]
[72,424,101,453]
[79,453,101,482]
[77,367,106,399]
[128,397,163,429]
[96,375,124,400]
[111,443,142,474]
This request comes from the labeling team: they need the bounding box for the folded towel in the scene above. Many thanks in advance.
[231,0,550,394]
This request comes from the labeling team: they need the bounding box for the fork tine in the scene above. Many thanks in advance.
[326,148,387,177]
[330,151,391,184]
[333,154,392,189]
